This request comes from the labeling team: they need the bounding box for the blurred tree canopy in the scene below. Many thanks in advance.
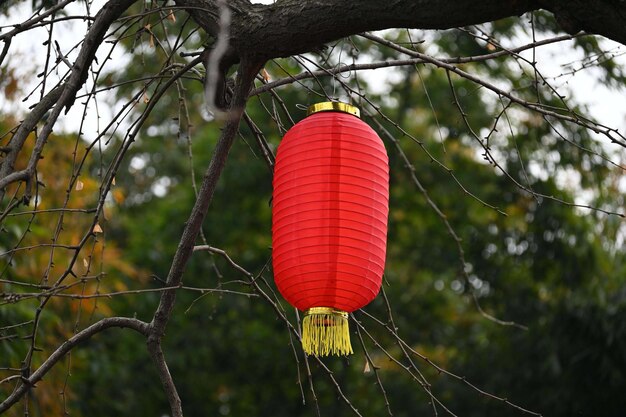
[1,1,625,416]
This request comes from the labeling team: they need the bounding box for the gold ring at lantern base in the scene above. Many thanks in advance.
[307,102,360,118]
[302,307,353,356]
[304,307,349,318]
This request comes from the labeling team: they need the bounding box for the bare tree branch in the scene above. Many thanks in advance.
[361,32,626,149]
[147,341,183,417]
[146,57,263,417]
[0,0,138,200]
[249,33,577,97]
[0,317,148,413]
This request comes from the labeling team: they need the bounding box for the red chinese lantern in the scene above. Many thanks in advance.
[272,102,389,356]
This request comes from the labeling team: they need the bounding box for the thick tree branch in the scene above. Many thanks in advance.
[149,59,261,337]
[171,0,253,37]
[147,58,263,416]
[176,0,538,60]
[540,0,626,44]
[174,0,626,63]
[0,317,148,413]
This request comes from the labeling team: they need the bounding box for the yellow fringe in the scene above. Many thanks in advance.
[302,311,353,356]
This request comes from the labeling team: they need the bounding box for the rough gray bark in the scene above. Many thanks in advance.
[175,0,626,64]
[540,0,626,42]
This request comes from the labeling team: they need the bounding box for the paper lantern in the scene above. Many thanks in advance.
[272,102,389,356]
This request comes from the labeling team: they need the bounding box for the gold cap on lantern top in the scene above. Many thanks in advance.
[307,102,360,118]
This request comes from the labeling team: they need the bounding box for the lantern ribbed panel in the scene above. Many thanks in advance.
[272,111,389,313]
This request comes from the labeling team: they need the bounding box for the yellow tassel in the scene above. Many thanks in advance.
[302,307,353,356]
